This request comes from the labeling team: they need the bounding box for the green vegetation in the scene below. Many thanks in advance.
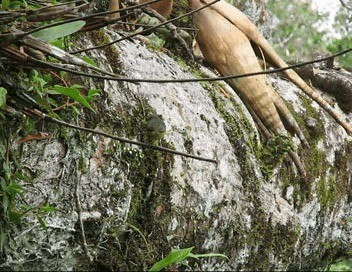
[267,0,328,60]
[0,161,58,251]
[330,259,352,271]
[267,0,351,67]
[32,21,86,42]
[0,0,102,265]
[150,247,228,271]
[257,134,293,177]
[328,0,352,67]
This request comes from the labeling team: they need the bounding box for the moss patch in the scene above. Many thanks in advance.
[89,29,123,75]
[93,99,175,271]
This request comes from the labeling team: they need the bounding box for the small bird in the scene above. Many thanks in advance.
[146,114,166,144]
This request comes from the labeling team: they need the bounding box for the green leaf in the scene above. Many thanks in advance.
[87,89,101,99]
[80,56,98,67]
[3,162,11,180]
[0,177,7,192]
[50,38,66,49]
[149,247,194,272]
[52,85,95,112]
[8,182,24,195]
[71,105,81,115]
[148,33,166,50]
[38,216,47,230]
[32,94,52,112]
[70,84,85,89]
[31,21,86,42]
[40,204,58,213]
[330,260,352,271]
[12,172,30,181]
[48,97,58,107]
[2,194,9,214]
[0,87,7,109]
[1,0,11,9]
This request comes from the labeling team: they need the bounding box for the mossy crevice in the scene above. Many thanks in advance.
[88,29,123,75]
[91,98,175,271]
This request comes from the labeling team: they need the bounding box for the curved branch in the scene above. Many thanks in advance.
[27,48,352,84]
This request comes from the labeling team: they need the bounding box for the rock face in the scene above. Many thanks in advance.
[2,28,352,271]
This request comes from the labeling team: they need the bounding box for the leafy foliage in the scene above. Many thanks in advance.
[330,259,352,271]
[0,0,100,258]
[50,85,99,113]
[328,0,352,67]
[0,0,27,10]
[267,0,351,68]
[149,247,228,271]
[32,21,86,42]
[0,87,7,109]
[0,161,59,255]
[266,0,328,61]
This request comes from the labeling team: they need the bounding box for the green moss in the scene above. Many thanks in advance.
[89,29,122,74]
[186,69,343,269]
[316,141,352,210]
[175,47,352,269]
[246,220,301,270]
[277,92,337,206]
[116,146,174,270]
[182,134,194,154]
[89,28,111,48]
[306,144,328,179]
[207,85,254,179]
[287,93,352,210]
[334,142,352,202]
[317,175,337,209]
[91,98,175,270]
[257,134,293,178]
[78,157,89,174]
[172,1,192,27]
[195,71,301,270]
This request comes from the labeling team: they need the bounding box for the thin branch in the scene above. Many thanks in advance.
[25,1,89,22]
[80,11,140,32]
[25,109,218,164]
[115,21,198,31]
[27,47,352,84]
[0,0,164,46]
[20,35,130,80]
[71,0,220,54]
[74,172,92,262]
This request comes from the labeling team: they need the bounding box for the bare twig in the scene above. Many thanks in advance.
[115,21,198,31]
[26,47,352,84]
[25,1,89,22]
[74,170,93,262]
